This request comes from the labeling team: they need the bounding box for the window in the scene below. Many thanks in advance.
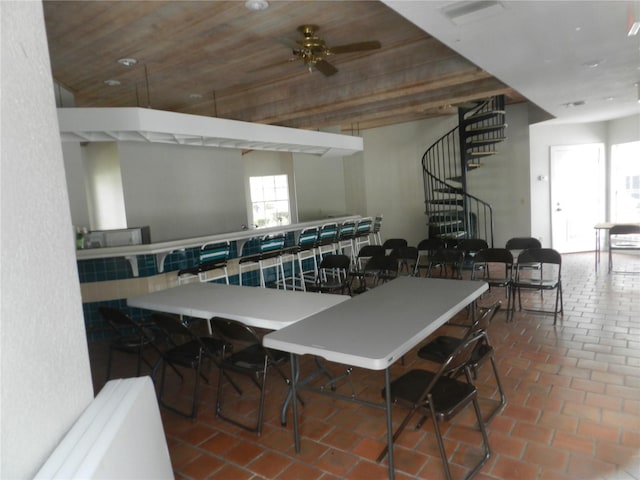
[249,175,291,227]
[611,141,640,222]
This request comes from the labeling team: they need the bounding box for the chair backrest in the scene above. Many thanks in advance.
[355,217,373,236]
[609,224,640,235]
[298,227,318,248]
[505,237,542,250]
[517,248,561,266]
[260,233,285,254]
[458,238,489,254]
[417,332,486,402]
[416,237,445,253]
[357,245,385,259]
[372,215,383,234]
[210,317,261,345]
[473,248,513,265]
[392,246,418,261]
[364,254,399,275]
[516,248,562,284]
[200,241,230,265]
[317,223,339,245]
[382,238,408,250]
[151,312,193,339]
[338,221,356,240]
[99,306,149,340]
[319,253,351,271]
[99,306,133,329]
[432,247,464,264]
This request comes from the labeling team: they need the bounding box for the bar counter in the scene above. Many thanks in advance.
[77,215,361,339]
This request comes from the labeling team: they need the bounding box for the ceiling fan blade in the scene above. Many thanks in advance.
[314,59,338,76]
[328,41,381,54]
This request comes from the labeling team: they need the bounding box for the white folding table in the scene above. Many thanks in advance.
[263,276,488,480]
[127,282,349,332]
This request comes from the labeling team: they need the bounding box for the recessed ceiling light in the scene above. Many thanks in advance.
[244,0,269,11]
[103,79,121,86]
[628,21,640,36]
[582,60,601,68]
[117,58,138,67]
[188,93,203,99]
[562,100,586,108]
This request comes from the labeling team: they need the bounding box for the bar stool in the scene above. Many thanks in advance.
[372,214,383,245]
[293,227,319,291]
[315,222,339,262]
[238,234,286,288]
[337,220,357,264]
[257,233,287,289]
[177,240,230,285]
[354,217,373,251]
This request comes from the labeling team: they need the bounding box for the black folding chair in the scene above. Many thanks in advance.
[306,254,352,295]
[377,332,491,480]
[99,306,156,382]
[417,302,506,425]
[150,312,235,419]
[210,317,293,434]
[511,248,563,324]
[471,248,514,319]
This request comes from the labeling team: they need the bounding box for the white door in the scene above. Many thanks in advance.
[550,144,605,253]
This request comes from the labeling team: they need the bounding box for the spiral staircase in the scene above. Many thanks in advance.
[422,95,506,247]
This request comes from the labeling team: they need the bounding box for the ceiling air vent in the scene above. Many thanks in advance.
[442,1,505,26]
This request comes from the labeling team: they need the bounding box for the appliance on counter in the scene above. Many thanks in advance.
[83,226,151,248]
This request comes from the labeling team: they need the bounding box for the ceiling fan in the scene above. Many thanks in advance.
[282,25,381,76]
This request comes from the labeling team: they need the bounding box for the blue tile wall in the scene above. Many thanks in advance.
[81,236,303,340]
[77,257,133,282]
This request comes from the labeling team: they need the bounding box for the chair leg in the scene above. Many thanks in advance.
[429,403,453,480]
[487,356,507,421]
[106,348,114,382]
[466,397,492,480]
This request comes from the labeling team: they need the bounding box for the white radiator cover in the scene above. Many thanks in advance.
[35,377,173,479]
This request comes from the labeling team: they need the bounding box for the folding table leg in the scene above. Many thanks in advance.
[290,354,301,453]
[384,367,396,480]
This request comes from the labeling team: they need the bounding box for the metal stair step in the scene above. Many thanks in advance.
[465,124,507,135]
[429,199,464,207]
[434,186,463,194]
[468,151,497,157]
[466,137,506,147]
[466,162,483,169]
[461,110,506,126]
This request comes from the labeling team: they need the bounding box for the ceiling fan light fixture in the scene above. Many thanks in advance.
[244,0,269,11]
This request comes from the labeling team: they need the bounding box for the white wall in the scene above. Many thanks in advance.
[530,120,608,245]
[62,107,636,251]
[293,153,347,221]
[360,115,458,246]
[62,142,91,229]
[84,142,127,230]
[1,2,94,477]
[358,105,532,247]
[607,114,640,145]
[467,103,532,247]
[119,142,248,241]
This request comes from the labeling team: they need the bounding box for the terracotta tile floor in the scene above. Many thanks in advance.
[89,252,640,479]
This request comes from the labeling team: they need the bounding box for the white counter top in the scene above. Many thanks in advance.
[76,215,361,275]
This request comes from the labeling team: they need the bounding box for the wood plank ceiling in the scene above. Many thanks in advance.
[43,0,526,132]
